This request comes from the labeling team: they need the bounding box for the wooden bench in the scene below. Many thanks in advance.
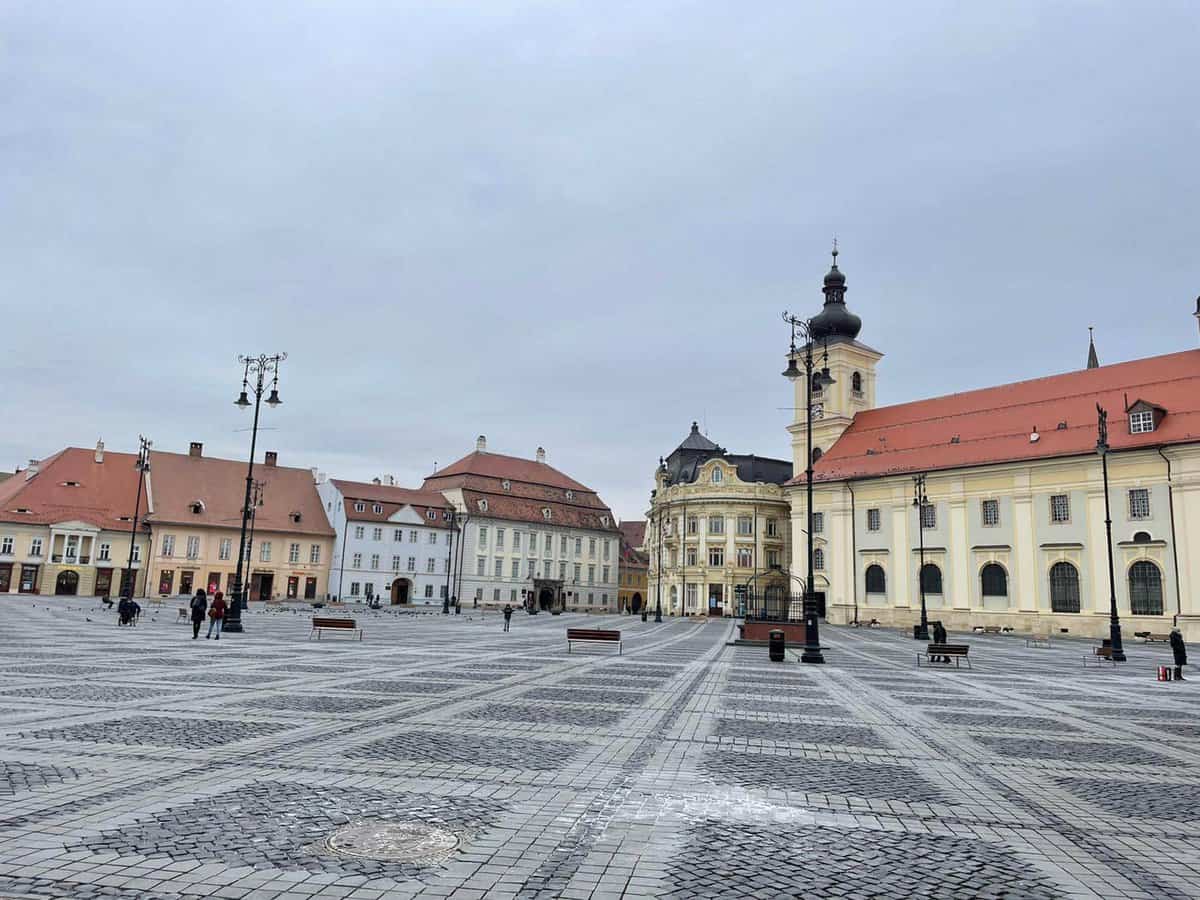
[1025,633,1052,648]
[566,628,622,654]
[1084,645,1118,666]
[918,643,971,669]
[1139,632,1170,643]
[310,616,363,641]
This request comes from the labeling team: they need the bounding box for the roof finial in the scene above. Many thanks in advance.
[1087,326,1099,369]
[831,236,838,264]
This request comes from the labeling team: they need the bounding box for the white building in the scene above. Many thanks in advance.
[421,437,622,612]
[317,476,455,605]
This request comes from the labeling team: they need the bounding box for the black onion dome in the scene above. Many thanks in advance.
[809,248,862,342]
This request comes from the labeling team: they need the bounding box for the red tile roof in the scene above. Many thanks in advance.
[331,479,453,528]
[0,448,146,530]
[619,520,646,549]
[425,451,592,492]
[146,450,334,537]
[801,349,1200,484]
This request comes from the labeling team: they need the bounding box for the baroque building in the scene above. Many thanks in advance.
[422,437,621,612]
[785,252,1200,639]
[617,520,648,614]
[647,424,791,617]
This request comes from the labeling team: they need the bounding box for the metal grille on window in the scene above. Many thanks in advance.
[1128,489,1150,520]
[1050,494,1070,523]
[867,508,881,531]
[920,563,942,594]
[1049,561,1080,613]
[982,499,999,526]
[920,504,936,529]
[865,564,885,594]
[980,563,1007,597]
[1128,561,1163,615]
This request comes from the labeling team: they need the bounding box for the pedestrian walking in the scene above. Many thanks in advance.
[206,591,227,640]
[189,589,207,639]
[1170,627,1187,681]
[502,604,513,633]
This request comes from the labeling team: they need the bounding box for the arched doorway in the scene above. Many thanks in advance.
[630,593,642,613]
[55,570,79,596]
[538,588,554,611]
[390,578,411,605]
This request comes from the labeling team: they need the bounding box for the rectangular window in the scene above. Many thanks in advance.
[131,544,140,562]
[368,553,378,569]
[603,539,610,560]
[185,536,200,560]
[920,503,936,529]
[766,549,780,568]
[982,499,1000,527]
[686,516,698,535]
[161,534,175,557]
[707,516,724,535]
[493,588,500,603]
[428,532,437,544]
[589,538,597,557]
[496,528,505,549]
[1129,410,1154,434]
[428,558,437,573]
[587,564,595,584]
[737,516,753,536]
[372,527,382,541]
[511,560,520,578]
[425,584,434,598]
[866,508,881,532]
[352,553,362,569]
[510,588,517,603]
[527,558,535,577]
[709,547,724,566]
[0,537,12,555]
[573,563,581,583]
[736,547,753,567]
[812,512,824,534]
[494,558,503,576]
[768,518,781,537]
[574,537,582,555]
[310,544,321,564]
[478,526,488,548]
[259,541,271,562]
[410,530,418,543]
[394,529,403,542]
[392,555,401,571]
[354,526,364,539]
[560,535,568,554]
[408,556,417,572]
[477,557,486,576]
[350,581,360,596]
[158,569,174,594]
[440,585,447,599]
[686,583,698,609]
[97,542,111,562]
[1050,494,1070,523]
[559,561,566,580]
[29,537,43,557]
[513,532,521,552]
[289,543,301,563]
[602,565,610,582]
[544,558,553,577]
[1129,488,1150,519]
[686,547,697,566]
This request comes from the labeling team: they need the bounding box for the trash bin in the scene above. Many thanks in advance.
[768,629,785,662]
[913,624,923,640]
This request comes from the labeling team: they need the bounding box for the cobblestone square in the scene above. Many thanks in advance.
[0,602,1197,898]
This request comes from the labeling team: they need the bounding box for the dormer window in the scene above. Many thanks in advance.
[542,508,552,520]
[501,480,511,491]
[565,490,574,500]
[190,501,204,515]
[477,499,488,513]
[62,481,81,488]
[290,512,303,524]
[373,503,383,514]
[354,502,365,513]
[711,467,723,484]
[600,515,609,527]
[1129,410,1154,434]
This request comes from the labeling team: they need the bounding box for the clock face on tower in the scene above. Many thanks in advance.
[812,403,824,420]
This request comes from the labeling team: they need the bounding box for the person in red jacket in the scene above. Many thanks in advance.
[206,591,227,640]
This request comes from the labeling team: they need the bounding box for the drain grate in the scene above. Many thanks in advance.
[325,821,460,864]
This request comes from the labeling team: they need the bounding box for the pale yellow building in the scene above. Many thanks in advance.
[647,424,792,617]
[784,254,1199,639]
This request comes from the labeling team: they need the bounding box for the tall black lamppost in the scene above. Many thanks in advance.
[1096,404,1127,661]
[243,480,264,599]
[226,353,286,634]
[654,507,664,623]
[122,436,151,599]
[782,312,835,664]
[912,473,930,640]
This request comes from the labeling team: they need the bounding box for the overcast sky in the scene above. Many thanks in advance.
[2,1,1197,522]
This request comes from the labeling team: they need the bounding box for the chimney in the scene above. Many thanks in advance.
[189,442,203,458]
[372,477,382,485]
[536,446,546,464]
[476,435,487,452]
[264,451,278,467]
[310,467,319,483]
[24,459,39,481]
[94,439,105,464]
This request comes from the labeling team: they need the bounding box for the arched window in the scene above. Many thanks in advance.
[1133,531,1152,544]
[813,548,825,571]
[852,371,862,393]
[920,563,942,594]
[865,564,886,594]
[712,467,723,484]
[981,563,1008,597]
[1049,561,1080,613]
[811,447,823,464]
[1128,561,1163,615]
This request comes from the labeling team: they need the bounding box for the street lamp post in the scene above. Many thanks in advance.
[122,436,151,600]
[912,474,930,640]
[782,311,835,664]
[655,508,663,623]
[226,352,286,634]
[1096,404,1127,662]
[243,480,264,600]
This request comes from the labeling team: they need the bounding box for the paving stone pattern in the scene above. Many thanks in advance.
[0,601,1198,898]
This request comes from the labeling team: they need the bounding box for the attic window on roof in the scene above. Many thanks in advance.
[542,507,552,520]
[476,499,488,513]
[354,502,365,512]
[600,515,609,527]
[190,501,204,515]
[373,503,383,514]
[502,480,511,491]
[565,490,574,500]
[62,481,81,488]
[291,512,303,524]
[1129,410,1155,434]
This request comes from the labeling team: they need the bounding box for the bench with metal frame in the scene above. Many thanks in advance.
[918,643,971,669]
[1134,631,1170,643]
[1084,644,1118,666]
[1025,633,1052,648]
[310,616,363,641]
[566,628,622,654]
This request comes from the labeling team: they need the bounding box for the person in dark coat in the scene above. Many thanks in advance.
[116,596,131,626]
[932,621,948,662]
[1170,627,1187,681]
[206,591,226,640]
[502,604,513,633]
[189,589,207,639]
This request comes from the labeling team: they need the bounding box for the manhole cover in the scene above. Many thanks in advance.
[325,822,460,864]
